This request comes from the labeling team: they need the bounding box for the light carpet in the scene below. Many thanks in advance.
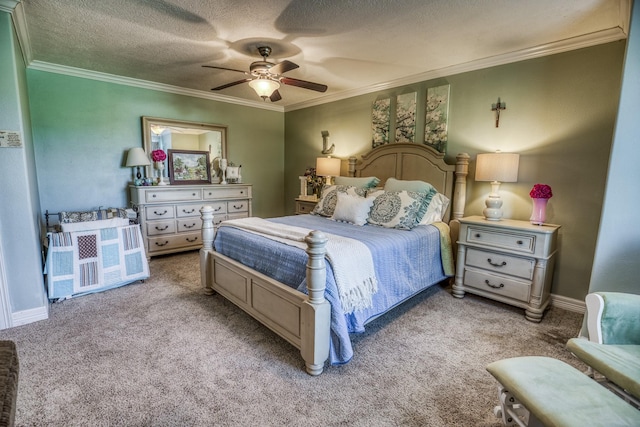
[0,251,586,426]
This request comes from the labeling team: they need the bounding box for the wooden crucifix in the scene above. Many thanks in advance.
[491,98,506,127]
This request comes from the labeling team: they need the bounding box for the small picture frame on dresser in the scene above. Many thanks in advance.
[168,149,211,185]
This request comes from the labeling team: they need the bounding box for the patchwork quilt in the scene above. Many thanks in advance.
[45,225,149,300]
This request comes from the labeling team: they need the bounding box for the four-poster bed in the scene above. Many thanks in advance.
[199,144,469,375]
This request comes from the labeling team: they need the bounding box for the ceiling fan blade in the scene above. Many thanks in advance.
[202,65,250,75]
[269,90,282,102]
[281,77,328,93]
[270,60,299,75]
[211,78,252,91]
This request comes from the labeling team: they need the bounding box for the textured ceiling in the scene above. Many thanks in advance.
[17,0,629,110]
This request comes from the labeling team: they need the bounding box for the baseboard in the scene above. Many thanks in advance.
[11,304,49,327]
[551,294,585,314]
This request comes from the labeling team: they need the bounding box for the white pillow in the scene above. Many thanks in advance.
[311,185,367,217]
[61,217,130,232]
[331,192,376,226]
[419,193,450,225]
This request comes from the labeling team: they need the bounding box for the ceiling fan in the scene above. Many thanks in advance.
[203,46,328,102]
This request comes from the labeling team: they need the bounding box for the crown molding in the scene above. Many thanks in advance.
[0,0,19,13]
[284,26,628,112]
[28,61,285,112]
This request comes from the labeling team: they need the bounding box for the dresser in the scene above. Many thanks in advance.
[295,198,318,215]
[452,216,560,322]
[130,184,252,257]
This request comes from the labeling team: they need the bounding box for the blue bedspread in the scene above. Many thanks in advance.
[214,214,448,365]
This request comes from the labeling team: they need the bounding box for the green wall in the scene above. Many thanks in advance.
[28,71,286,219]
[284,42,625,301]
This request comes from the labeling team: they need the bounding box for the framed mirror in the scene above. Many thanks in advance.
[142,117,227,184]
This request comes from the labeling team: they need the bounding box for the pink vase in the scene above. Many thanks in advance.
[530,198,548,225]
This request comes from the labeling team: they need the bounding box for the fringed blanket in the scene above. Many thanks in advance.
[220,217,379,314]
[45,225,149,300]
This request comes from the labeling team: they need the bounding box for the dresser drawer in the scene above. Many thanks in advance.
[465,248,535,280]
[145,205,175,220]
[228,200,249,214]
[146,220,176,236]
[226,213,248,222]
[177,217,202,233]
[145,188,202,203]
[148,232,201,253]
[463,269,531,302]
[466,227,535,254]
[203,186,250,200]
[202,202,227,216]
[176,203,203,218]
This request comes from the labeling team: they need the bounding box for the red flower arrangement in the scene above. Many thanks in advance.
[529,183,553,199]
[151,149,166,162]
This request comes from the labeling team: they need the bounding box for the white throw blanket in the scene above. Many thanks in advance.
[220,217,378,314]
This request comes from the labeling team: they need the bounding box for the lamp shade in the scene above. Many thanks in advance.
[316,157,341,177]
[248,78,280,100]
[125,147,151,167]
[475,152,519,182]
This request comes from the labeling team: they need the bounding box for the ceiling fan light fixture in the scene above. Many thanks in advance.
[248,78,280,101]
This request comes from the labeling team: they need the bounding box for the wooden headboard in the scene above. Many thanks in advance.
[347,143,469,223]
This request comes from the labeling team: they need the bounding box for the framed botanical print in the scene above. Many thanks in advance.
[168,149,211,185]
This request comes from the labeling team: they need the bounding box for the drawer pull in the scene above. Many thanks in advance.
[192,193,196,196]
[155,241,169,247]
[182,208,195,214]
[233,204,244,210]
[152,194,157,198]
[475,233,481,238]
[155,225,169,231]
[186,237,199,243]
[154,210,168,216]
[183,223,196,229]
[485,279,504,289]
[214,207,222,212]
[517,240,523,245]
[487,258,507,267]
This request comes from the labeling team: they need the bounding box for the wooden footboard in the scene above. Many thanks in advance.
[199,206,331,375]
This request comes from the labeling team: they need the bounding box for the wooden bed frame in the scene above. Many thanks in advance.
[199,144,469,375]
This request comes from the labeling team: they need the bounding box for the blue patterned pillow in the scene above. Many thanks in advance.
[367,190,434,230]
[312,185,367,217]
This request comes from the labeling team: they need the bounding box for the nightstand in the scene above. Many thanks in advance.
[295,198,317,215]
[452,216,560,322]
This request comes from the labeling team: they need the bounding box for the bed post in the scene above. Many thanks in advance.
[348,157,357,177]
[450,153,470,260]
[200,206,216,295]
[301,230,331,376]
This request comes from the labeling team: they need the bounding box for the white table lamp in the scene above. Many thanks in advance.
[316,157,341,185]
[125,147,151,180]
[475,151,519,221]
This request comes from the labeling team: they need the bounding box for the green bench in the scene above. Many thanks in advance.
[486,356,640,427]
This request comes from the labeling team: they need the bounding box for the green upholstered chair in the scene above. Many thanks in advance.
[566,292,640,407]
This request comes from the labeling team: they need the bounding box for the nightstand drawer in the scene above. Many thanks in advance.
[296,200,317,214]
[466,248,535,280]
[145,205,175,220]
[146,220,176,236]
[466,227,535,254]
[463,269,531,302]
[177,218,202,232]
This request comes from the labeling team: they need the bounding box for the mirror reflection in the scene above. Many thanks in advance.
[142,117,227,184]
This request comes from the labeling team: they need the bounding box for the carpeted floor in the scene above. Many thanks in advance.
[0,251,586,426]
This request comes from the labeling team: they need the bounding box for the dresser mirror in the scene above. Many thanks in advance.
[142,117,227,184]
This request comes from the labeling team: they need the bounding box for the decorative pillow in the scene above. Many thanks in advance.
[59,210,98,223]
[384,177,435,195]
[312,185,367,217]
[419,193,450,225]
[368,190,432,230]
[334,176,380,189]
[331,192,376,226]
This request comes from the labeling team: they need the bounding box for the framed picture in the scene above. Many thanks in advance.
[168,149,211,185]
